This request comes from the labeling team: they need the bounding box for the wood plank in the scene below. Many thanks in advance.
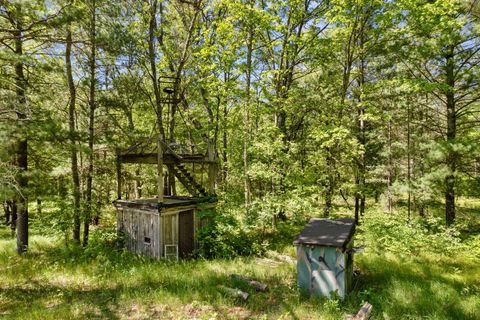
[137,210,143,254]
[124,210,130,251]
[153,213,158,258]
[254,258,282,267]
[159,213,164,257]
[346,302,373,320]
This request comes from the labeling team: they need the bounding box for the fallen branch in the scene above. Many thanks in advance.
[230,274,268,292]
[346,302,373,320]
[217,285,249,301]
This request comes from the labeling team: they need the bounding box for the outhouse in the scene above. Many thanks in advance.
[293,218,356,299]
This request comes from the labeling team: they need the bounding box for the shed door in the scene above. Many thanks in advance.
[178,210,194,258]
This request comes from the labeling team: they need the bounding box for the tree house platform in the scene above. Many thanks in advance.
[114,139,218,259]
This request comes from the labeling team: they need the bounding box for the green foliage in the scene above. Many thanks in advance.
[358,208,480,259]
[32,199,74,239]
[195,209,267,258]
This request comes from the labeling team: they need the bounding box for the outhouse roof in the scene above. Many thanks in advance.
[293,218,355,248]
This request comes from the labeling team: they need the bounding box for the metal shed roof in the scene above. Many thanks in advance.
[293,218,355,248]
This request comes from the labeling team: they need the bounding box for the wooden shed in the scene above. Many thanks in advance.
[113,138,218,260]
[293,218,356,299]
[114,197,215,259]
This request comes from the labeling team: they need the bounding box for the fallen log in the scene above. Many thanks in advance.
[345,302,373,320]
[230,274,268,292]
[217,285,249,301]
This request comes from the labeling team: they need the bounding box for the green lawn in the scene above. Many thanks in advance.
[0,204,479,319]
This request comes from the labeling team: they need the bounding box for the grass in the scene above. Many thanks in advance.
[0,202,479,319]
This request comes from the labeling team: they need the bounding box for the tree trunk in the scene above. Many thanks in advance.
[444,45,456,226]
[36,199,42,215]
[354,12,367,223]
[14,10,28,254]
[148,0,166,201]
[4,202,11,225]
[323,149,334,217]
[354,177,360,222]
[407,102,412,221]
[168,3,201,196]
[244,22,253,213]
[66,26,81,243]
[134,167,142,198]
[11,201,17,232]
[387,119,393,213]
[222,101,228,182]
[84,0,96,246]
[354,84,366,221]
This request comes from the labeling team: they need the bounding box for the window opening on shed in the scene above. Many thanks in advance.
[144,237,151,244]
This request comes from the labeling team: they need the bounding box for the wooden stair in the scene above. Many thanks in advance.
[171,163,208,197]
[163,142,208,197]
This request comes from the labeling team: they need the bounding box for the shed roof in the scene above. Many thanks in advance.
[113,196,216,211]
[293,218,355,248]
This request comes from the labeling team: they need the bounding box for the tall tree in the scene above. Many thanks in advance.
[83,0,96,245]
[400,0,480,225]
[65,22,81,242]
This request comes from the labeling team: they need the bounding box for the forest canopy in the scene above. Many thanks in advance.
[0,0,479,250]
[1,1,480,319]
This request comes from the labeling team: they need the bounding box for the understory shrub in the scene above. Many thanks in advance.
[357,211,478,258]
[195,209,267,258]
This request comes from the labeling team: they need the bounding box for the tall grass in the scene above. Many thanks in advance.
[0,201,479,319]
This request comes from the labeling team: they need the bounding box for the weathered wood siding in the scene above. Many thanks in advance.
[116,207,160,258]
[161,212,178,257]
[115,203,215,259]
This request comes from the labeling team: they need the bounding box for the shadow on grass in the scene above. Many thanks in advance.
[1,284,123,319]
[1,241,304,319]
[348,254,480,320]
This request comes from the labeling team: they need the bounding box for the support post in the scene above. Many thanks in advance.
[157,134,164,203]
[207,140,216,195]
[116,152,122,199]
